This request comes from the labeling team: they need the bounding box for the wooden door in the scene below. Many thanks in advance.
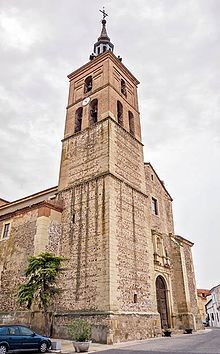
[156,276,169,329]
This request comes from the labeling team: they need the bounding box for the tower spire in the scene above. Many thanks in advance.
[93,7,114,57]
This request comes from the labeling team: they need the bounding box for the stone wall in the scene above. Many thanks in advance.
[110,120,146,194]
[56,176,110,312]
[182,240,202,329]
[144,163,202,331]
[109,176,156,313]
[170,237,202,330]
[144,163,174,235]
[59,120,109,191]
[0,209,37,312]
[53,312,161,343]
[0,202,62,313]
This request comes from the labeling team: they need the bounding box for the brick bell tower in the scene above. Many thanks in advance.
[57,10,160,343]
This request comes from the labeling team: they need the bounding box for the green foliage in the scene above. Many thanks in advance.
[17,252,64,311]
[68,320,92,342]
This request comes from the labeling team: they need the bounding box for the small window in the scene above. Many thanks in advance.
[1,223,10,240]
[117,101,123,126]
[84,76,92,93]
[121,79,127,97]
[217,313,219,322]
[134,293,137,303]
[72,213,75,224]
[75,107,83,133]
[128,111,135,136]
[211,313,214,320]
[151,174,154,181]
[151,197,158,215]
[103,46,107,52]
[90,99,98,125]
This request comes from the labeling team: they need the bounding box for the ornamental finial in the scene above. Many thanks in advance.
[99,6,108,21]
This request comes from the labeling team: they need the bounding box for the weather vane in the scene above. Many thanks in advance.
[99,6,108,20]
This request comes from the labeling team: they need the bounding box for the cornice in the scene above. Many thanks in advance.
[67,51,139,86]
[0,200,63,221]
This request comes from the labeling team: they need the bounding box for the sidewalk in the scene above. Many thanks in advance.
[51,328,211,353]
[52,338,143,353]
[55,339,115,353]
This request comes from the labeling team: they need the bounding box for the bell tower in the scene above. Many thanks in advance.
[59,11,143,190]
[57,11,160,343]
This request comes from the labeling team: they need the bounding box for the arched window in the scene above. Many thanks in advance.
[103,46,107,52]
[128,111,134,136]
[90,99,98,125]
[84,76,92,93]
[117,101,123,126]
[121,79,127,97]
[75,107,83,133]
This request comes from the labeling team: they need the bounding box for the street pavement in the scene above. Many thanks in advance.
[87,328,220,354]
[56,328,220,353]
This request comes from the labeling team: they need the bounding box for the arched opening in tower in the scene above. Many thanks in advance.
[90,99,98,125]
[128,111,135,136]
[75,107,83,133]
[117,100,123,126]
[84,76,93,93]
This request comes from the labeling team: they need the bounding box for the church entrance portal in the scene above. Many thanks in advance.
[156,276,169,329]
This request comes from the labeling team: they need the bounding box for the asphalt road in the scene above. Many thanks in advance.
[94,329,220,354]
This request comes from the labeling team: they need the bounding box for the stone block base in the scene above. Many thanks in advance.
[174,312,201,331]
[53,312,161,344]
[0,311,202,342]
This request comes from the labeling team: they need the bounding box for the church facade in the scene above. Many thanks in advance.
[0,16,201,343]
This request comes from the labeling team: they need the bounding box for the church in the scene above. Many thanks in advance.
[0,13,201,343]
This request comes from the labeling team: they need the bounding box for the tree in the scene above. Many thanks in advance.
[18,252,64,336]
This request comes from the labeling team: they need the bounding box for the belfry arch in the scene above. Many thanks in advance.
[156,275,170,329]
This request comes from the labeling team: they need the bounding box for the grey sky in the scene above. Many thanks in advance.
[0,0,219,289]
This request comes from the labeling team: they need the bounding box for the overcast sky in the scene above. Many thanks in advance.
[0,0,219,289]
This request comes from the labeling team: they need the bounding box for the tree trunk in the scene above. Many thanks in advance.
[42,303,50,337]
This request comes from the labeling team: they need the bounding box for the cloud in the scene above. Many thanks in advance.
[0,8,42,51]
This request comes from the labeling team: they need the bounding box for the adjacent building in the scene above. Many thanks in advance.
[197,289,210,322]
[0,14,202,343]
[206,284,220,327]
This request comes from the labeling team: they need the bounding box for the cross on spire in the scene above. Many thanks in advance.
[99,7,108,21]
